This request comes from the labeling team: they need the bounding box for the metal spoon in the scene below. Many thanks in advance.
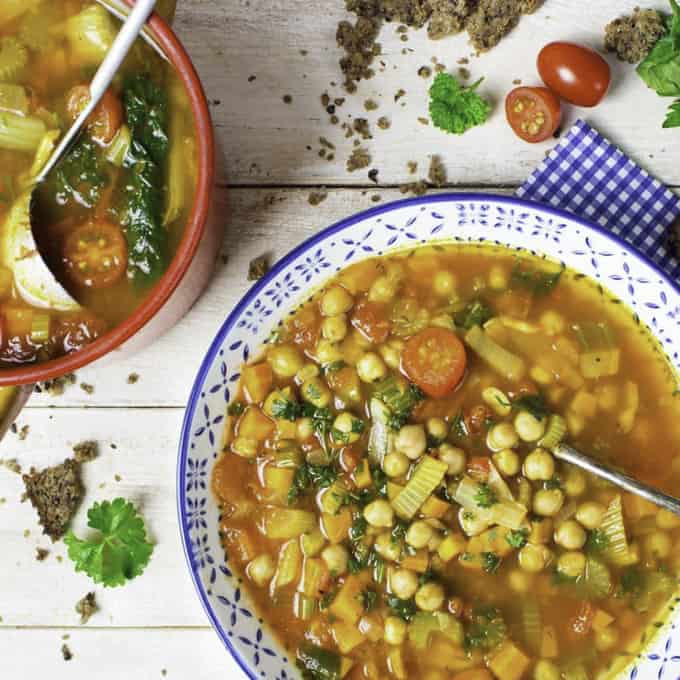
[1,0,157,312]
[554,443,680,517]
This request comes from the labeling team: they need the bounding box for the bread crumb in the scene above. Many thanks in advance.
[61,643,73,661]
[76,592,98,625]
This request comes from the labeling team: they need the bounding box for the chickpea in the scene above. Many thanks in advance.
[396,424,427,460]
[557,551,586,579]
[518,544,553,573]
[514,410,547,442]
[657,509,680,530]
[315,339,343,364]
[383,451,409,478]
[357,352,388,383]
[594,626,619,652]
[321,285,353,317]
[508,568,533,594]
[488,265,508,291]
[415,582,445,612]
[493,449,520,477]
[432,270,456,297]
[523,448,555,481]
[301,377,332,408]
[554,520,587,550]
[375,532,401,561]
[540,310,566,336]
[321,545,349,575]
[322,315,348,343]
[533,488,565,517]
[406,521,434,550]
[482,386,512,416]
[364,499,395,528]
[246,554,275,587]
[534,660,560,680]
[332,412,363,444]
[426,417,448,441]
[576,501,605,530]
[369,275,398,303]
[391,568,419,599]
[486,422,519,452]
[644,531,671,560]
[563,468,586,497]
[268,344,304,378]
[384,616,407,645]
[439,444,466,476]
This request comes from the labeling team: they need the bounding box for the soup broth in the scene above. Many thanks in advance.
[0,0,196,366]
[214,244,680,680]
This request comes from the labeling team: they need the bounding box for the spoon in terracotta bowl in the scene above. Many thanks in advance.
[0,0,157,313]
[554,442,680,517]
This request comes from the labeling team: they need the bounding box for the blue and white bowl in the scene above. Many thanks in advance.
[178,194,680,680]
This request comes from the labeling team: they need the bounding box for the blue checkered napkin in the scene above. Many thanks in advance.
[517,119,680,280]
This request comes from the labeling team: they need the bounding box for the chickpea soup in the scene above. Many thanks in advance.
[213,244,680,680]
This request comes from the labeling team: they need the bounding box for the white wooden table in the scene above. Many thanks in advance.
[1,1,678,677]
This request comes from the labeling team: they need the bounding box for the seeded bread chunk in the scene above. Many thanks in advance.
[23,459,83,542]
[604,9,666,64]
[466,0,542,52]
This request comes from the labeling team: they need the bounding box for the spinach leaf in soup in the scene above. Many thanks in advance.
[123,75,169,165]
[54,136,108,210]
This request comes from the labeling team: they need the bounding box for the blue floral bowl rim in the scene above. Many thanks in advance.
[176,192,680,679]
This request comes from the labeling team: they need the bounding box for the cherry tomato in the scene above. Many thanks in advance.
[401,327,467,398]
[506,87,562,143]
[538,42,611,107]
[62,220,128,289]
[351,298,391,344]
[66,85,123,145]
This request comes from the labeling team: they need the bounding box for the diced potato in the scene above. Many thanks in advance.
[570,390,598,418]
[353,460,373,489]
[241,363,273,403]
[399,549,429,573]
[321,507,352,544]
[438,533,467,562]
[237,407,275,441]
[262,466,295,505]
[421,495,450,519]
[332,621,366,654]
[330,574,369,624]
[222,527,257,564]
[591,608,614,631]
[486,640,530,680]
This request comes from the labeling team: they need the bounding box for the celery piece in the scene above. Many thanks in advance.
[538,414,567,449]
[261,507,316,539]
[452,476,527,529]
[521,601,541,654]
[487,460,514,501]
[392,456,448,519]
[490,501,528,531]
[62,5,118,65]
[574,321,620,378]
[600,495,634,566]
[0,37,27,83]
[30,312,50,344]
[105,125,132,168]
[0,84,28,116]
[581,557,612,599]
[0,112,46,153]
[633,570,675,613]
[464,325,526,381]
[409,612,463,649]
[21,130,60,189]
[271,539,302,591]
[367,397,393,466]
[293,592,317,621]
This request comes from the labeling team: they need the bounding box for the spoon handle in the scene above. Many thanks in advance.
[554,443,680,517]
[37,0,157,184]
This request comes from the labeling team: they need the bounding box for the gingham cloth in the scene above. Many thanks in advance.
[517,119,680,281]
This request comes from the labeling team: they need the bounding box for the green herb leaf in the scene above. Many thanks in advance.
[585,529,610,555]
[64,498,153,587]
[482,551,501,574]
[360,587,379,612]
[454,299,494,330]
[429,73,491,135]
[464,606,507,650]
[510,263,562,296]
[663,99,680,127]
[473,482,497,509]
[271,397,302,421]
[387,596,417,621]
[506,528,529,549]
[512,393,550,420]
[287,463,338,505]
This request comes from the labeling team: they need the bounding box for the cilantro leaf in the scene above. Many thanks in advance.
[361,587,379,612]
[473,482,497,509]
[506,528,529,549]
[512,393,550,420]
[482,552,501,574]
[64,498,153,587]
[663,99,680,127]
[429,73,491,135]
[271,397,302,421]
[387,596,417,621]
[585,529,610,554]
[510,263,563,296]
[464,606,507,650]
[454,299,494,330]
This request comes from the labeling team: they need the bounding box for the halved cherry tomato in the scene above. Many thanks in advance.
[401,327,466,398]
[66,85,123,145]
[465,404,493,435]
[467,456,491,482]
[538,42,611,107]
[351,298,390,344]
[62,220,128,289]
[505,87,562,143]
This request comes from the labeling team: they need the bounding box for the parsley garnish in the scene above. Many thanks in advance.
[505,528,529,549]
[482,552,501,574]
[454,299,494,330]
[429,73,491,135]
[360,588,378,612]
[287,463,337,505]
[64,498,153,587]
[374,378,424,431]
[585,529,610,555]
[271,397,302,421]
[473,483,497,509]
[510,263,562,296]
[464,606,507,650]
[512,393,550,420]
[387,596,417,622]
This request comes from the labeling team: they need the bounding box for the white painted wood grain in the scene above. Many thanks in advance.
[24,186,518,410]
[173,0,680,187]
[0,629,237,680]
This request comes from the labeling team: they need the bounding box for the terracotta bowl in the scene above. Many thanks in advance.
[0,7,218,390]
